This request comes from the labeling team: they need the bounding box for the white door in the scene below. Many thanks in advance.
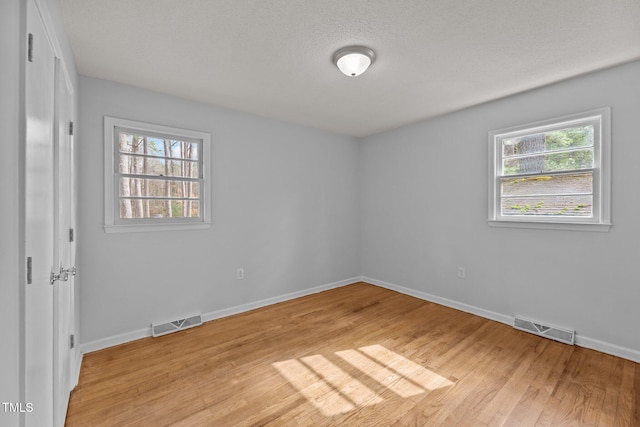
[52,57,76,427]
[24,0,56,425]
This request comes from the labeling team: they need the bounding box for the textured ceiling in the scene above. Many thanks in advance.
[60,0,640,137]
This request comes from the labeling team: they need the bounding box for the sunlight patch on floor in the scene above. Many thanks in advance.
[273,344,454,416]
[272,359,357,416]
[359,344,454,391]
[335,349,425,398]
[301,354,384,407]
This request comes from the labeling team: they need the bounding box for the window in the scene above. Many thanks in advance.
[104,117,211,233]
[488,108,611,231]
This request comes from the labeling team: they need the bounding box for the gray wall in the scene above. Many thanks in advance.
[360,60,640,355]
[80,60,640,358]
[78,76,360,344]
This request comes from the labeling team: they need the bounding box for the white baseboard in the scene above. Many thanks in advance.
[79,275,640,363]
[362,276,640,364]
[80,326,150,354]
[575,336,640,363]
[363,276,513,325]
[79,276,362,355]
[201,276,359,323]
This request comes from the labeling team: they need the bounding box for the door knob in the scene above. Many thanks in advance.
[50,269,64,285]
[50,266,76,285]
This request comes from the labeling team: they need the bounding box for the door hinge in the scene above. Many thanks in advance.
[28,33,33,62]
[27,257,32,284]
[69,121,74,136]
[69,228,75,242]
[70,334,75,349]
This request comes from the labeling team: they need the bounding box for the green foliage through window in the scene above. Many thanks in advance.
[502,126,594,176]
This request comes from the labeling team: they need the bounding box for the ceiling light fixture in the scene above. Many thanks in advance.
[333,46,375,77]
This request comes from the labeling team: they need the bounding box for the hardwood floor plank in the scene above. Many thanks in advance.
[65,282,639,426]
[502,341,572,426]
[634,362,640,426]
[614,360,636,427]
[598,356,625,427]
[476,339,550,424]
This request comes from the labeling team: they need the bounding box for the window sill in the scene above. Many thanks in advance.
[488,220,611,232]
[105,222,211,234]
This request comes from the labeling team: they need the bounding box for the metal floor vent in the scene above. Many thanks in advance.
[152,314,202,337]
[513,316,575,345]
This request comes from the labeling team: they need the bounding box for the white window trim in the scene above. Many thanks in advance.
[104,116,212,233]
[488,107,611,232]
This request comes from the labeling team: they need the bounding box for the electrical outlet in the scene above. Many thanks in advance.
[457,267,466,279]
[237,268,244,280]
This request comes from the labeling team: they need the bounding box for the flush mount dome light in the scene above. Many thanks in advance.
[333,46,375,77]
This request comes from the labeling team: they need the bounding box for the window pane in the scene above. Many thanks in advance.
[117,133,141,154]
[502,148,593,175]
[503,133,546,157]
[545,126,594,151]
[501,195,592,217]
[502,125,593,157]
[119,154,199,178]
[151,139,199,160]
[118,132,199,161]
[119,200,200,219]
[119,178,200,199]
[501,172,592,197]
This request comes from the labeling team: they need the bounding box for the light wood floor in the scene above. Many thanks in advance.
[66,282,639,426]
